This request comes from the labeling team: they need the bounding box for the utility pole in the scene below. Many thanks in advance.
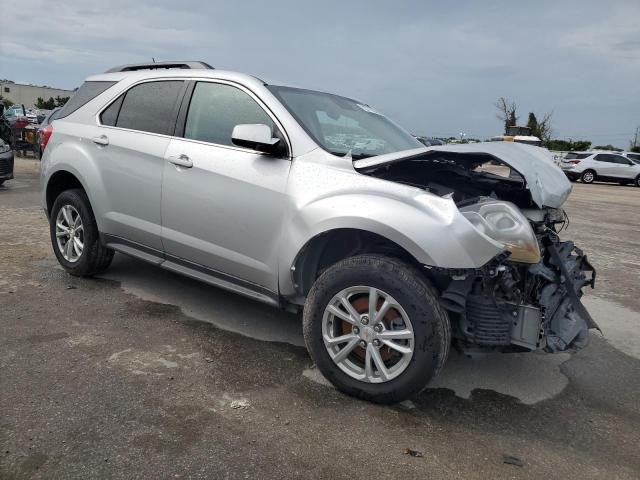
[633,126,639,149]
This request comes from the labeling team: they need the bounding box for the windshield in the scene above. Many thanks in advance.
[268,86,422,158]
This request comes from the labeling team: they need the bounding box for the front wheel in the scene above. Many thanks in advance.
[581,170,596,184]
[635,175,640,188]
[303,255,450,404]
[50,189,114,277]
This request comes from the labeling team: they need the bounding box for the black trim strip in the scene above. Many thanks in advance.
[173,80,195,138]
[101,233,280,307]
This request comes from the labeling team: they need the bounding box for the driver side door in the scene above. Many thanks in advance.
[161,80,292,294]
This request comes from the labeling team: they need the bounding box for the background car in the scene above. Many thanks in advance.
[35,107,62,159]
[0,138,14,186]
[622,151,640,164]
[561,151,640,186]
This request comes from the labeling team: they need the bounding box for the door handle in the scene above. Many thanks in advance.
[168,154,193,168]
[92,135,109,146]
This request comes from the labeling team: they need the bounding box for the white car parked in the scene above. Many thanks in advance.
[561,151,640,186]
[622,151,640,164]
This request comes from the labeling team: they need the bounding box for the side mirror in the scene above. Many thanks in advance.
[232,124,282,155]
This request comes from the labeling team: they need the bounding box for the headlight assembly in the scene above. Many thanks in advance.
[0,144,10,154]
[460,200,541,263]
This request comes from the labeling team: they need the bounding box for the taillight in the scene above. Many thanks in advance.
[41,125,53,153]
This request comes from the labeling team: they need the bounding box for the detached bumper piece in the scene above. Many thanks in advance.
[543,242,597,352]
[442,240,597,354]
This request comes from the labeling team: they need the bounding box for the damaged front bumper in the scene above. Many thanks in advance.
[437,237,598,354]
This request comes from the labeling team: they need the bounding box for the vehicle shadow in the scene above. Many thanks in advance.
[101,253,576,407]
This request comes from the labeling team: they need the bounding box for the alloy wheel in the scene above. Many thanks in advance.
[582,171,594,183]
[55,205,84,262]
[322,286,415,383]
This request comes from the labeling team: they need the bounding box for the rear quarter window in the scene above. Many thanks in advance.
[57,81,116,118]
[113,81,184,135]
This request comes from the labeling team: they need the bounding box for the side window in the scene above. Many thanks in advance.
[57,81,116,118]
[100,95,124,126]
[115,81,184,135]
[184,82,275,147]
[612,155,631,165]
[594,154,612,163]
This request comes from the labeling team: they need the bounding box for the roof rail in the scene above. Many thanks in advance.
[105,61,214,73]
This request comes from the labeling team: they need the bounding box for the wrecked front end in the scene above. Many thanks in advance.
[436,209,597,354]
[355,142,598,354]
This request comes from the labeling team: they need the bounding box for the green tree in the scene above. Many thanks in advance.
[0,95,13,108]
[571,140,593,151]
[526,112,538,134]
[54,96,70,107]
[525,111,553,141]
[593,144,622,152]
[35,97,56,110]
[545,139,592,151]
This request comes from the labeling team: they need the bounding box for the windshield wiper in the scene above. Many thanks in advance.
[327,150,374,160]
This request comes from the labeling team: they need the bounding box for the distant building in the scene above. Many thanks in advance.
[0,80,75,109]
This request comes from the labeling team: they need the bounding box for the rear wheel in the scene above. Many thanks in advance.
[581,170,596,184]
[50,189,114,277]
[303,255,450,404]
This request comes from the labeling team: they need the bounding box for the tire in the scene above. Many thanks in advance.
[580,170,596,184]
[303,254,450,404]
[50,189,114,277]
[0,180,4,187]
[635,176,640,188]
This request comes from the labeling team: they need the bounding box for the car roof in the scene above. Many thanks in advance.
[86,69,269,91]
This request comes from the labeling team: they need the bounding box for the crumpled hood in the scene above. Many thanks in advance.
[353,142,572,208]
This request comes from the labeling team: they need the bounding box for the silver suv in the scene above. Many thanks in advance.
[561,151,640,186]
[41,61,598,403]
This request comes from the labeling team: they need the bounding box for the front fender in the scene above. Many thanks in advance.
[278,190,504,297]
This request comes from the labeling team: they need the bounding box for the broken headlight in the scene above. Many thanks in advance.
[460,200,541,263]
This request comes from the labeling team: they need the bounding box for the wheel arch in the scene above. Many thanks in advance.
[290,228,429,298]
[46,170,87,214]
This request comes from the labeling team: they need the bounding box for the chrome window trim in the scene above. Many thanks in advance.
[94,76,292,159]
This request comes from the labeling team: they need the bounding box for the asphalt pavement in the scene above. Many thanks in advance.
[1,158,639,479]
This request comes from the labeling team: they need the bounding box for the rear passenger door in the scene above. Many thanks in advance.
[96,80,186,250]
[160,80,291,292]
[592,154,618,178]
[609,155,635,179]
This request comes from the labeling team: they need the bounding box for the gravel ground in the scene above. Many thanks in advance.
[1,157,639,479]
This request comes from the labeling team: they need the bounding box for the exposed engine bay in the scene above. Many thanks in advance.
[355,143,598,354]
[436,211,597,354]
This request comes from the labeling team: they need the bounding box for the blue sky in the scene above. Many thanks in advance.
[1,0,638,147]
